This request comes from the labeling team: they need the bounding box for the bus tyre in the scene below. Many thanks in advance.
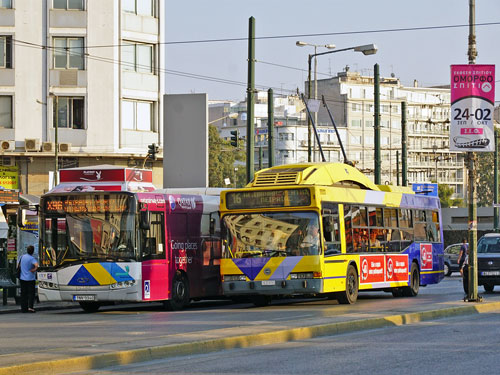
[165,272,190,311]
[402,262,420,297]
[337,264,358,304]
[79,302,101,313]
[251,295,272,307]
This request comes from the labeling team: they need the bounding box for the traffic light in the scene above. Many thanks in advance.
[230,130,238,147]
[147,143,158,160]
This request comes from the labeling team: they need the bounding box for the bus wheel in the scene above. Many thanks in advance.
[79,302,101,313]
[402,262,420,297]
[337,264,358,304]
[165,273,190,311]
[251,295,272,307]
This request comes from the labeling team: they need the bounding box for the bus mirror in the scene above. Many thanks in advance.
[323,216,334,232]
[209,218,216,235]
[139,211,150,230]
[17,208,26,228]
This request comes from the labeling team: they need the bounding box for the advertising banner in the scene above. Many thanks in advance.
[0,166,19,190]
[450,64,495,152]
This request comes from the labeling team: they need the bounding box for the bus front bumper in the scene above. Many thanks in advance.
[38,285,142,302]
[222,279,322,296]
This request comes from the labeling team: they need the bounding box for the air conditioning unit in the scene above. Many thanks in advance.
[0,140,15,151]
[59,143,72,152]
[42,142,55,152]
[25,138,40,152]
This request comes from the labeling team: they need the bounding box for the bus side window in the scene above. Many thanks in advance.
[323,215,340,255]
[344,205,354,253]
[141,212,165,260]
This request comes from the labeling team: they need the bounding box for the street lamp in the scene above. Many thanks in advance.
[297,43,378,161]
[296,41,335,162]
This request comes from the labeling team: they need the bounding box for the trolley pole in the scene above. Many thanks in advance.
[466,0,479,302]
[246,16,255,183]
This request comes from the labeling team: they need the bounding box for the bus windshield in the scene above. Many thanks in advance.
[40,193,137,268]
[222,211,320,258]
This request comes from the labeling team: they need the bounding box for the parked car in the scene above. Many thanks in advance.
[444,242,465,276]
[477,233,500,292]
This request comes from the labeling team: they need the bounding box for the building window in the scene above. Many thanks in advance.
[122,42,154,74]
[0,36,12,68]
[122,100,153,131]
[0,96,12,128]
[123,0,155,17]
[279,132,294,141]
[53,0,84,10]
[0,0,11,8]
[352,103,361,112]
[53,97,84,129]
[53,37,84,69]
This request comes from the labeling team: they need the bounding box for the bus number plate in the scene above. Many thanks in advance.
[73,295,96,301]
[262,280,275,286]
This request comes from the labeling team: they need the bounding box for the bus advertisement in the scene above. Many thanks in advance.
[37,166,222,312]
[219,163,444,306]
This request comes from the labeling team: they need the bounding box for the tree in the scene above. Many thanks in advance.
[208,125,246,187]
[476,150,495,207]
[438,184,464,208]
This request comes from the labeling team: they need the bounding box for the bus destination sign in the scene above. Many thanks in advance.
[45,194,130,214]
[226,188,311,209]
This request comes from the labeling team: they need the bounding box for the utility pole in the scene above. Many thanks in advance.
[495,130,499,231]
[246,17,255,183]
[267,88,275,167]
[396,150,400,186]
[307,55,312,162]
[466,0,479,302]
[401,101,408,186]
[374,63,381,184]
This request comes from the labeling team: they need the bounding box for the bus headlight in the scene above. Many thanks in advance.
[39,281,59,290]
[289,272,314,279]
[110,280,136,289]
[223,275,246,282]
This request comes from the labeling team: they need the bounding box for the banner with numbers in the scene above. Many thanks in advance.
[450,64,495,152]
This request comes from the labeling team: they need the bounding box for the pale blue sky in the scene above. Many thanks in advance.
[165,0,500,102]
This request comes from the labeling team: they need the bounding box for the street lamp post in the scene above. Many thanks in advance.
[297,43,378,162]
[296,41,335,162]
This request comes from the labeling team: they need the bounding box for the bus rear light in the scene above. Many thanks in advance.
[39,281,59,290]
[313,271,322,278]
[110,280,136,290]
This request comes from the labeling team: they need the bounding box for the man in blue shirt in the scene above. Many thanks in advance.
[18,245,38,313]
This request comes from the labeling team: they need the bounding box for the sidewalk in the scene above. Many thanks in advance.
[0,289,78,314]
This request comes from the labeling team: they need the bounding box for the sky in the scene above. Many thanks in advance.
[165,0,500,102]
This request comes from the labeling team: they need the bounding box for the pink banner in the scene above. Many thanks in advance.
[451,65,495,104]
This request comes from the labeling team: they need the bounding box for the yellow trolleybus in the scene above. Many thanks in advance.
[219,163,443,306]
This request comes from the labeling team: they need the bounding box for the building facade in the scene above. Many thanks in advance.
[0,0,164,196]
[210,70,466,199]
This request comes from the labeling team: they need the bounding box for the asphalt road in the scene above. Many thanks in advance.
[1,275,499,372]
[75,311,500,375]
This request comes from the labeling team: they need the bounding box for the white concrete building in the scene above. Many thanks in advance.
[210,70,466,199]
[0,0,164,195]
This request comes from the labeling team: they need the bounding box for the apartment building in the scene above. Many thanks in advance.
[210,70,466,199]
[0,0,164,196]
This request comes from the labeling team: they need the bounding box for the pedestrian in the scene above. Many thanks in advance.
[458,238,468,271]
[461,250,469,297]
[18,245,38,313]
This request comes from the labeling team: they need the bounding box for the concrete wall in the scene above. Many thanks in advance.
[163,94,208,188]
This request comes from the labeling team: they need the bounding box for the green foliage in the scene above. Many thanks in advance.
[438,183,464,208]
[476,151,495,207]
[208,125,246,187]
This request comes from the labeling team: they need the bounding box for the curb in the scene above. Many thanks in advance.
[2,300,500,375]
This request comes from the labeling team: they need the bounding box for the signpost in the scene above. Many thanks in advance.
[450,65,495,151]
